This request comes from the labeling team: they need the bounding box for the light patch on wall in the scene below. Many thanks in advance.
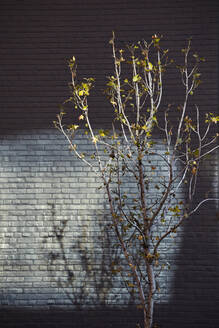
[0,129,185,307]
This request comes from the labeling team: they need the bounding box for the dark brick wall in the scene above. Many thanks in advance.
[0,0,218,130]
[0,1,218,327]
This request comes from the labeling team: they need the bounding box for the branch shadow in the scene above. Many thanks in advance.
[42,203,125,309]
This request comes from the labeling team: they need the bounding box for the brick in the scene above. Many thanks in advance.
[0,1,218,328]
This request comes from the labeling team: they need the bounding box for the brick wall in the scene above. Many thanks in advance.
[0,0,218,327]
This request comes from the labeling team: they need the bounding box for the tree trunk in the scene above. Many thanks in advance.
[144,262,155,328]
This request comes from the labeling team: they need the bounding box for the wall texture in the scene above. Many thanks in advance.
[0,0,218,327]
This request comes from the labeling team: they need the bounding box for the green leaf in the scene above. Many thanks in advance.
[192,149,199,157]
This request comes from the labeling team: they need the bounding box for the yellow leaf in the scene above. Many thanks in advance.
[211,116,219,123]
[98,129,108,137]
[92,136,98,144]
[78,90,84,96]
[127,282,135,288]
[133,74,141,82]
[141,125,148,131]
[145,62,153,71]
[69,124,79,130]
[148,62,153,70]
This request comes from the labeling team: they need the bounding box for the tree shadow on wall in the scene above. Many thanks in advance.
[159,156,219,328]
[42,203,141,310]
[43,203,111,308]
[39,203,144,328]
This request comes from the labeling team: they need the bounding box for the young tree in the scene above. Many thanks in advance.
[54,33,219,328]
